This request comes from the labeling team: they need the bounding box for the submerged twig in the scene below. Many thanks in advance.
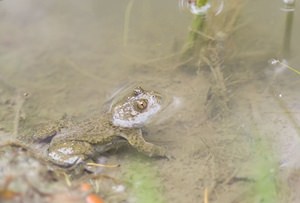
[123,0,135,46]
[86,162,120,168]
[64,58,102,82]
[63,173,72,187]
[204,187,209,203]
[270,58,300,75]
[13,91,28,136]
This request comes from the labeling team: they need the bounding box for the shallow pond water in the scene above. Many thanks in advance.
[1,0,300,203]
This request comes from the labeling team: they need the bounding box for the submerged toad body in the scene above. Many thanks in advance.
[20,87,168,167]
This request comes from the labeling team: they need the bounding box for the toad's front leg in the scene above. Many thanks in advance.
[120,131,169,158]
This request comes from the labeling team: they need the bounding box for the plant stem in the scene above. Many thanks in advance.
[182,0,208,59]
[282,0,295,58]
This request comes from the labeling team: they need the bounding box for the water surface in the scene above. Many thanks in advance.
[1,0,300,202]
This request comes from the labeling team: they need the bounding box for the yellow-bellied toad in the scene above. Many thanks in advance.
[19,87,168,168]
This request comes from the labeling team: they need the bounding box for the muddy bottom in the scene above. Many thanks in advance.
[1,59,297,203]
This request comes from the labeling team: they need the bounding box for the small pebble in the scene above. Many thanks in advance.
[112,185,125,193]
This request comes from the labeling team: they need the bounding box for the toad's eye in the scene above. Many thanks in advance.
[135,99,148,111]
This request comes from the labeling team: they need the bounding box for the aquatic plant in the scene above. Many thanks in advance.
[124,157,165,203]
[182,0,209,59]
[281,0,295,58]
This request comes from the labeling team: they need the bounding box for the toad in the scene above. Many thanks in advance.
[4,87,168,168]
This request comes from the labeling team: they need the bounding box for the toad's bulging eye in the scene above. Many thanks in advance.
[133,87,144,96]
[135,99,148,111]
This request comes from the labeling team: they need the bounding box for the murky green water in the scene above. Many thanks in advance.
[1,0,300,202]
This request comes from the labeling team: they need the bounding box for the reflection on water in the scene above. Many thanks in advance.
[0,0,300,202]
[178,0,224,16]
